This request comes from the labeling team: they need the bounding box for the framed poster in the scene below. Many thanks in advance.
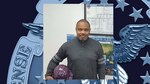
[86,4,113,35]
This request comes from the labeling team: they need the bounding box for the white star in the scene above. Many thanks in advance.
[140,71,150,84]
[35,72,46,84]
[129,7,143,22]
[140,52,150,66]
[100,0,108,4]
[84,0,92,4]
[115,0,129,11]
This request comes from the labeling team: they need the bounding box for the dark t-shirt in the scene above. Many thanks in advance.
[46,37,105,79]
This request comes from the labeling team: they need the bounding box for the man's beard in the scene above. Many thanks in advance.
[78,36,88,41]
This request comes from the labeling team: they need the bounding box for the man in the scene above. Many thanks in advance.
[45,19,105,80]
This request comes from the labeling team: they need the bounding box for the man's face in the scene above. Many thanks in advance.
[76,21,90,41]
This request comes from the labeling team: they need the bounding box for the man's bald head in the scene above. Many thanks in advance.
[76,19,90,30]
[76,19,91,41]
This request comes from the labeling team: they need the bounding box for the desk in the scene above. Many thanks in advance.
[46,79,114,84]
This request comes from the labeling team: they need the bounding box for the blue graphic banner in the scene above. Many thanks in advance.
[1,0,150,84]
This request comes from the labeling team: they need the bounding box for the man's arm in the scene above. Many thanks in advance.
[45,43,67,79]
[45,59,59,79]
[97,43,105,79]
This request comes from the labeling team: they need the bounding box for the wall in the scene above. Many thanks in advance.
[43,4,84,78]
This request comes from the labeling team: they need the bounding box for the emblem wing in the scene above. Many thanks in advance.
[114,24,150,63]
